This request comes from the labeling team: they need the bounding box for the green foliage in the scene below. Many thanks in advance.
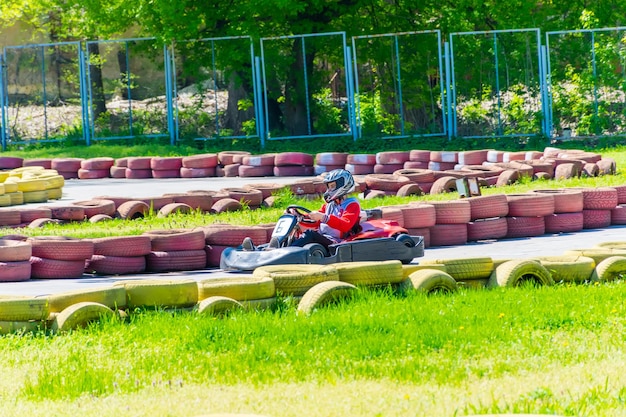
[357,91,401,137]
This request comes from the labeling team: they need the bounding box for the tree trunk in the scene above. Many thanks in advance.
[88,42,107,120]
[283,39,315,136]
[224,70,254,135]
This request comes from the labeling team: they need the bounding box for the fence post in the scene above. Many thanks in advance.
[0,51,5,150]
[444,41,453,140]
[78,44,91,145]
[254,56,265,148]
[539,44,550,138]
[344,45,357,141]
[164,44,176,145]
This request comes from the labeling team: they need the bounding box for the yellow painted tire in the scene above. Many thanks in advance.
[15,178,46,192]
[401,263,446,278]
[0,320,43,335]
[197,296,243,316]
[52,302,114,332]
[297,280,356,315]
[113,279,199,309]
[22,190,48,203]
[46,286,127,313]
[419,257,494,280]
[0,183,6,195]
[197,276,275,301]
[530,255,596,283]
[591,256,626,282]
[0,194,11,207]
[253,264,339,296]
[2,182,18,193]
[240,297,277,311]
[563,248,626,264]
[455,278,489,290]
[595,241,626,250]
[9,166,45,177]
[46,187,62,200]
[398,269,457,295]
[7,191,23,205]
[333,260,403,286]
[0,297,48,321]
[487,259,554,288]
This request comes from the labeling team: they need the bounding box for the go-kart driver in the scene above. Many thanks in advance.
[241,169,361,250]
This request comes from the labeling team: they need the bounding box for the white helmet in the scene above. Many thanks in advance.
[323,169,355,202]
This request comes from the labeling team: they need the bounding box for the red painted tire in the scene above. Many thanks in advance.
[554,162,579,179]
[206,244,230,267]
[597,158,616,175]
[430,200,471,224]
[316,152,348,165]
[0,157,23,169]
[0,261,31,282]
[28,218,61,228]
[151,169,181,178]
[72,199,116,218]
[144,229,206,251]
[78,168,110,179]
[429,151,458,163]
[46,205,86,221]
[364,174,411,192]
[203,225,267,246]
[150,157,182,171]
[163,193,214,211]
[89,214,113,223]
[582,209,612,229]
[428,161,457,171]
[218,151,250,166]
[611,205,626,225]
[115,200,150,219]
[109,166,127,178]
[393,168,435,183]
[403,161,429,169]
[274,152,314,167]
[30,256,86,279]
[245,183,285,200]
[376,151,410,165]
[125,168,153,179]
[0,209,22,226]
[345,163,374,175]
[211,198,242,213]
[373,163,403,174]
[467,217,508,241]
[467,194,509,220]
[400,204,436,228]
[429,176,458,194]
[86,255,146,275]
[140,196,174,211]
[396,183,423,197]
[406,227,430,248]
[573,187,618,210]
[495,169,520,186]
[457,150,488,166]
[58,170,79,180]
[346,154,376,165]
[241,154,276,167]
[612,185,626,204]
[126,157,152,170]
[222,187,264,206]
[238,165,274,177]
[503,151,527,162]
[180,167,217,178]
[23,158,52,169]
[506,193,555,217]
[146,250,207,272]
[0,239,32,262]
[273,165,314,176]
[182,153,218,169]
[114,157,128,167]
[314,164,346,175]
[544,212,584,233]
[531,189,584,213]
[506,216,545,238]
[288,180,317,196]
[408,150,431,162]
[51,158,82,172]
[157,202,192,217]
[429,224,467,247]
[29,236,94,261]
[91,236,152,258]
[219,163,240,177]
[81,157,115,170]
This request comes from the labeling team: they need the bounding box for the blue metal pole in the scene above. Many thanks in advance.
[436,31,446,138]
[78,44,90,145]
[41,46,49,141]
[444,41,453,139]
[164,44,176,145]
[254,56,265,146]
[345,44,357,141]
[350,37,362,140]
[449,35,458,137]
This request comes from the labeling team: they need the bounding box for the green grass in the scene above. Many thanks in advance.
[2,283,626,416]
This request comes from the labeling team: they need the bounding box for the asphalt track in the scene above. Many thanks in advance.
[3,176,625,297]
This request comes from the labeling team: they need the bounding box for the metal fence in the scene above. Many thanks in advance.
[2,26,626,149]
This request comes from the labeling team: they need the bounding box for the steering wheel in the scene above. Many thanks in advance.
[285,205,316,224]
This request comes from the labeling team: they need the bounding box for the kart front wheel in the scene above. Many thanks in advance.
[304,243,329,260]
[396,234,416,247]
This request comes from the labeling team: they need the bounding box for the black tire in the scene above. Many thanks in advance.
[304,243,329,260]
[396,234,416,247]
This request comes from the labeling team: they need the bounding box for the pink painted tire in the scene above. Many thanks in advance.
[467,194,509,220]
[273,165,314,176]
[151,169,181,178]
[467,217,508,241]
[400,204,436,228]
[180,167,216,178]
[573,187,618,210]
[393,168,435,183]
[316,152,348,165]
[211,198,242,213]
[140,196,175,211]
[376,151,410,165]
[89,214,113,223]
[203,225,267,246]
[126,157,152,170]
[238,165,274,177]
[221,188,264,206]
[315,164,346,175]
[408,150,431,162]
[582,209,612,229]
[363,190,388,199]
[144,229,206,251]
[597,158,616,175]
[46,205,86,221]
[220,163,241,177]
[0,261,31,282]
[244,183,285,200]
[91,235,152,257]
[86,255,146,275]
[429,224,467,247]
[150,157,182,171]
[110,166,126,178]
[72,199,116,218]
[506,193,555,217]
[241,154,276,167]
[52,157,83,172]
[0,239,32,262]
[495,169,520,187]
[544,212,584,233]
[428,161,457,171]
[274,152,314,167]
[23,158,52,169]
[114,157,128,167]
[182,153,218,168]
[30,256,86,279]
[115,200,150,220]
[531,189,584,213]
[506,216,545,238]
[611,185,626,204]
[0,210,22,226]
[163,193,214,211]
[125,168,152,179]
[406,227,430,248]
[0,157,24,169]
[373,163,404,174]
[347,154,376,165]
[157,202,192,217]
[381,207,405,227]
[206,245,230,267]
[458,150,488,166]
[146,250,207,272]
[364,174,411,192]
[28,236,94,261]
[288,180,316,196]
[218,151,250,166]
[345,163,374,175]
[403,161,429,169]
[429,200,471,224]
[396,183,423,197]
[81,157,115,170]
[78,168,110,179]
[429,176,458,194]
[611,205,626,225]
[17,207,52,224]
[554,162,579,179]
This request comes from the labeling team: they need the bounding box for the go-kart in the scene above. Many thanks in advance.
[220,205,424,271]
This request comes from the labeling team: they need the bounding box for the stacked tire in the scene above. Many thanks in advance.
[29,236,94,279]
[144,229,207,272]
[86,235,151,275]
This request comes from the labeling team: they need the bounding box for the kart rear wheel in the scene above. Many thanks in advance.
[304,243,329,260]
[396,234,416,248]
